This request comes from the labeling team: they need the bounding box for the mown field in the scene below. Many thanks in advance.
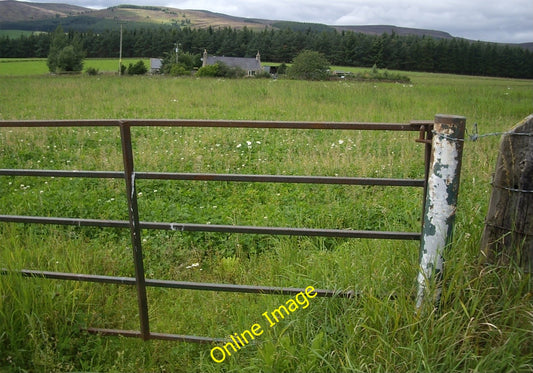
[0,63,531,372]
[0,58,150,76]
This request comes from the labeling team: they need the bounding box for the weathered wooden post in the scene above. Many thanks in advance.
[480,114,533,272]
[416,114,466,310]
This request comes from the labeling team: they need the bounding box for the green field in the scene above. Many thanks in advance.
[0,30,38,38]
[0,58,150,76]
[0,68,531,372]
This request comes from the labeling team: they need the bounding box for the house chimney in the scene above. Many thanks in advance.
[256,51,261,64]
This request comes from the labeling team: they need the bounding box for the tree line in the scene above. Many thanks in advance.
[1,26,531,78]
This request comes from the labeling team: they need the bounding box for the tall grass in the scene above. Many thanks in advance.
[0,72,531,372]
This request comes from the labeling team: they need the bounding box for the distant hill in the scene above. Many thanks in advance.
[0,0,531,50]
[518,42,533,51]
[0,0,455,36]
[0,0,89,21]
[0,1,275,30]
[334,25,453,39]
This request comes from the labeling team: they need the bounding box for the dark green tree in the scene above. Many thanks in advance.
[56,45,83,71]
[46,25,68,72]
[47,26,85,73]
[160,50,201,76]
[3,24,532,79]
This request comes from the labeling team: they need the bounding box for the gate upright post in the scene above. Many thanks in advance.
[120,122,150,339]
[416,115,466,310]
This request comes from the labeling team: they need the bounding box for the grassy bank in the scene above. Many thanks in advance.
[0,72,531,372]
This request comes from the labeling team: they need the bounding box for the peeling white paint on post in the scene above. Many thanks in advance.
[416,115,466,310]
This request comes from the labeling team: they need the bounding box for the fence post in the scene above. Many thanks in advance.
[119,122,151,340]
[416,114,466,310]
[480,114,533,272]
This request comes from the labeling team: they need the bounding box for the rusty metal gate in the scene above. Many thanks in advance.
[0,117,463,343]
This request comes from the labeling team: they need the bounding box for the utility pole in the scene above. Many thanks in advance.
[119,23,123,75]
[175,42,180,64]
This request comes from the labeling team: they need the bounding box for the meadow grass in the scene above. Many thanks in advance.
[0,71,531,372]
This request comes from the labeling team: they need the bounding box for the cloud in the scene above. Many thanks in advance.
[165,0,350,22]
[333,1,533,42]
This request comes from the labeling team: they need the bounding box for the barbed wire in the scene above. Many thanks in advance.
[430,122,532,143]
[466,122,532,141]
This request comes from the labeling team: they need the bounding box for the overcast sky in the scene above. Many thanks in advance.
[28,0,533,43]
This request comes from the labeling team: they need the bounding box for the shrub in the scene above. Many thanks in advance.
[160,51,201,75]
[169,64,190,76]
[196,64,219,77]
[56,45,84,72]
[287,50,330,81]
[85,67,99,76]
[277,63,288,75]
[255,70,272,79]
[196,62,247,78]
[217,63,246,79]
[127,60,147,75]
[352,66,411,83]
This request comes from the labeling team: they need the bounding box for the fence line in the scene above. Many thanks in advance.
[0,117,459,342]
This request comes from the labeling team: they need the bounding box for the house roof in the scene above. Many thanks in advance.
[205,56,261,71]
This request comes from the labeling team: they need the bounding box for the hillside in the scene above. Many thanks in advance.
[334,25,452,39]
[0,0,453,37]
[0,0,89,21]
[86,6,273,30]
[0,1,274,31]
[0,0,531,50]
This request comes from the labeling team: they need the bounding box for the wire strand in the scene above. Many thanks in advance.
[466,122,532,141]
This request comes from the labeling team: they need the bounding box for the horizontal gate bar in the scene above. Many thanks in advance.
[144,221,421,240]
[0,268,356,298]
[0,215,421,240]
[0,169,123,178]
[0,168,124,179]
[0,169,425,187]
[0,215,130,228]
[135,172,425,187]
[0,119,432,131]
[83,328,226,343]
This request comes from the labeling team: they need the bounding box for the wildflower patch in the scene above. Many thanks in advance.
[209,286,317,363]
